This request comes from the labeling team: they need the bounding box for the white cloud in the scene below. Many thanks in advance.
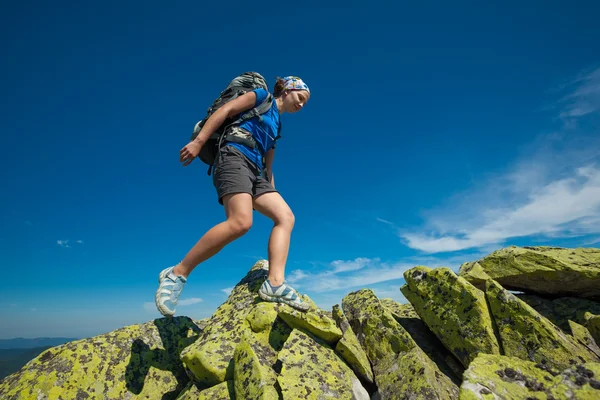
[287,258,413,293]
[179,298,203,306]
[559,67,600,120]
[400,66,600,254]
[57,239,84,248]
[221,287,234,296]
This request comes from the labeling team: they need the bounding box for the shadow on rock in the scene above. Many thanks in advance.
[125,316,203,400]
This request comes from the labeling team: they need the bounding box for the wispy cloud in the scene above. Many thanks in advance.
[287,257,412,293]
[178,298,203,306]
[57,239,84,248]
[400,66,600,254]
[559,66,600,121]
[143,297,203,313]
[221,287,234,296]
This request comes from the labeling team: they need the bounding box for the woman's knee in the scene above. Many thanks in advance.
[276,209,295,230]
[228,215,252,236]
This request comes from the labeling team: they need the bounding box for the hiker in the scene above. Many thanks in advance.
[155,75,311,317]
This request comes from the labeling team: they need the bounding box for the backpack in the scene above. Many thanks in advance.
[190,72,281,175]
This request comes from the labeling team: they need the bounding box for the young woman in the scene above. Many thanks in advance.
[155,76,311,316]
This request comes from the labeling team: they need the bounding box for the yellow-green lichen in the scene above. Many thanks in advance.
[0,317,203,400]
[180,261,271,386]
[342,289,459,399]
[401,266,500,368]
[381,297,464,383]
[176,380,235,399]
[331,304,374,385]
[277,329,368,399]
[278,307,342,345]
[233,332,278,399]
[485,279,599,370]
[461,246,600,300]
[460,353,600,399]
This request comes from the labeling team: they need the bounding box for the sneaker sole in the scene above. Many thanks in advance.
[258,290,310,311]
[155,290,175,317]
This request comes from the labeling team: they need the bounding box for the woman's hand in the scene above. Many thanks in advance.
[180,141,202,166]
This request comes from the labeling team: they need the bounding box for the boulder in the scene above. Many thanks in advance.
[277,329,369,399]
[400,266,500,367]
[460,353,600,399]
[0,317,203,400]
[331,304,374,385]
[381,298,464,383]
[485,279,599,370]
[459,246,600,300]
[342,289,459,399]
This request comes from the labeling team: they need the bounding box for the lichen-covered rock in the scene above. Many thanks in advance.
[584,312,600,349]
[460,353,600,399]
[180,261,270,387]
[342,289,459,399]
[381,298,464,383]
[331,304,374,385]
[278,307,342,345]
[485,279,599,370]
[277,329,369,399]
[569,320,600,358]
[233,332,279,400]
[459,246,600,300]
[457,261,492,290]
[176,381,235,399]
[401,266,500,367]
[0,317,203,400]
[517,295,600,333]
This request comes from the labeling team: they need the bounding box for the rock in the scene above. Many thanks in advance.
[0,317,204,400]
[584,312,600,348]
[331,304,374,385]
[459,246,600,300]
[176,381,235,399]
[277,329,369,399]
[517,295,600,333]
[342,289,459,399]
[278,307,342,345]
[460,353,600,399]
[233,331,279,400]
[180,261,270,387]
[485,279,599,370]
[456,262,492,289]
[381,298,464,383]
[401,266,500,367]
[568,320,600,358]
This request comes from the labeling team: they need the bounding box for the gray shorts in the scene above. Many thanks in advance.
[212,145,277,205]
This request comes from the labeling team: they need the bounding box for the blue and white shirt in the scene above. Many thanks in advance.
[226,88,280,171]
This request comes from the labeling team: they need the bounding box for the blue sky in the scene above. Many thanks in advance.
[2,1,599,339]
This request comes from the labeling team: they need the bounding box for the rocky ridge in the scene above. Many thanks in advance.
[1,246,599,399]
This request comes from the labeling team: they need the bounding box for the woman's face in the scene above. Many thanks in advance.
[283,89,310,113]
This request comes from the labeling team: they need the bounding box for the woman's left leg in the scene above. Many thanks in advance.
[252,191,295,286]
[253,191,309,311]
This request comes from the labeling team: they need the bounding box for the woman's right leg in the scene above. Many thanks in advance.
[155,192,253,317]
[173,192,254,278]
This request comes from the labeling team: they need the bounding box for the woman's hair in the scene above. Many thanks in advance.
[273,77,286,98]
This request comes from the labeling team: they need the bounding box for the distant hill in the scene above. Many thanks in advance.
[0,347,54,380]
[0,337,77,349]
